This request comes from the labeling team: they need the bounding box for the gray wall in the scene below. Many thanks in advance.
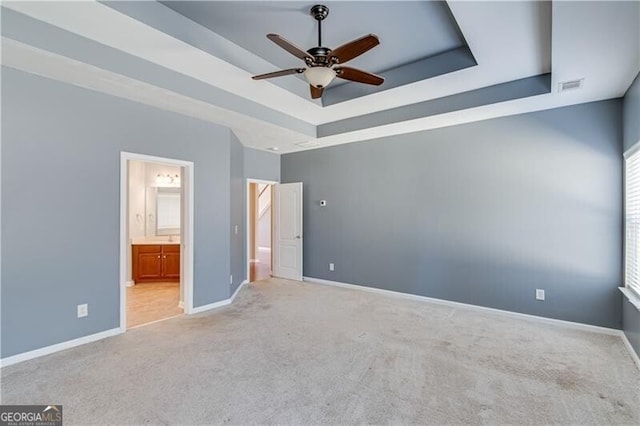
[1,67,233,358]
[244,148,280,182]
[623,72,640,356]
[282,100,623,328]
[230,133,245,295]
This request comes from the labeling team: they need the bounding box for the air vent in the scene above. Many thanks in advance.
[296,141,322,148]
[558,79,584,92]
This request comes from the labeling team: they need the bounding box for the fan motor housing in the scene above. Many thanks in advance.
[307,46,332,65]
[310,4,329,21]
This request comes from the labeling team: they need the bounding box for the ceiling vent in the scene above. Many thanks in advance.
[558,79,584,92]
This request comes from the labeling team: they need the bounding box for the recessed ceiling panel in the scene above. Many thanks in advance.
[163,1,465,72]
[162,1,472,103]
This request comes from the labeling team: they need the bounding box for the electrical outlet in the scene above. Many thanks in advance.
[536,289,545,301]
[234,225,239,235]
[230,275,233,284]
[329,263,335,271]
[77,304,88,318]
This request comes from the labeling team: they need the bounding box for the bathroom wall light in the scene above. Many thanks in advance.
[155,173,181,187]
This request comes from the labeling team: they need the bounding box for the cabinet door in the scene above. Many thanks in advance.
[162,245,181,279]
[137,253,163,279]
[133,245,163,281]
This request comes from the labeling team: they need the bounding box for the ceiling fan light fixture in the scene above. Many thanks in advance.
[252,5,383,99]
[304,67,336,89]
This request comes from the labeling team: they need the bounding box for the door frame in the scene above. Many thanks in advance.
[246,178,278,282]
[119,152,195,332]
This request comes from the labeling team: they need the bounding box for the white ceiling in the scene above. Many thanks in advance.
[1,1,638,154]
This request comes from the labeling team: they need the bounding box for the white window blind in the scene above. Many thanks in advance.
[157,192,181,232]
[625,149,640,295]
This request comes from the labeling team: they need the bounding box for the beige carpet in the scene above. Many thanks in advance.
[1,278,639,424]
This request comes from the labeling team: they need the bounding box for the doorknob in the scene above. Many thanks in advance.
[296,235,301,239]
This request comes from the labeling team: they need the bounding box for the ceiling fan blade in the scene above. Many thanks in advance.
[329,34,380,64]
[252,68,306,80]
[267,34,315,62]
[335,66,384,86]
[310,85,324,99]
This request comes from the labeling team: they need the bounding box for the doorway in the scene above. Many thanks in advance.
[120,152,194,331]
[247,180,303,283]
[248,180,275,282]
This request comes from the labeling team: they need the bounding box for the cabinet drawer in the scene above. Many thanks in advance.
[162,244,180,253]
[134,244,162,254]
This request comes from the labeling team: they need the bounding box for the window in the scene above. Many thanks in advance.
[624,147,640,296]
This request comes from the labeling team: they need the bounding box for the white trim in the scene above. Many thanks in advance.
[619,287,640,311]
[120,152,195,333]
[191,299,231,314]
[246,178,278,282]
[231,280,248,303]
[126,280,134,287]
[178,300,184,309]
[0,281,250,368]
[621,333,640,371]
[184,161,195,315]
[623,139,640,159]
[190,280,248,314]
[0,328,122,368]
[303,276,623,337]
[127,314,183,330]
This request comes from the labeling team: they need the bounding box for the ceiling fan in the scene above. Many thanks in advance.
[252,4,384,99]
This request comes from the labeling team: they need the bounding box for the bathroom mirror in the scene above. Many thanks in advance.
[156,187,181,236]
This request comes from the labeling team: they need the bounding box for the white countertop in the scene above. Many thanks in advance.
[131,237,181,245]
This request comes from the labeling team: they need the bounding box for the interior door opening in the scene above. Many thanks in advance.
[245,179,303,284]
[120,153,194,331]
[249,181,274,282]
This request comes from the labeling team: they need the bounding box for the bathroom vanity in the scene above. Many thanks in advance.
[132,243,180,283]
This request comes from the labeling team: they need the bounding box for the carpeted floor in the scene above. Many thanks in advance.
[1,278,639,424]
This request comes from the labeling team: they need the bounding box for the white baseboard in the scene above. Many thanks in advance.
[126,280,134,287]
[178,300,184,309]
[621,333,640,370]
[0,280,253,368]
[191,280,248,314]
[0,328,122,368]
[302,276,623,337]
[231,280,249,303]
[304,276,640,371]
[191,299,231,314]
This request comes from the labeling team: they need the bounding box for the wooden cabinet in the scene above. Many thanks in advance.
[162,244,180,280]
[132,244,180,283]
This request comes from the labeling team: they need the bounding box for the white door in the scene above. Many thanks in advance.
[273,182,303,280]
